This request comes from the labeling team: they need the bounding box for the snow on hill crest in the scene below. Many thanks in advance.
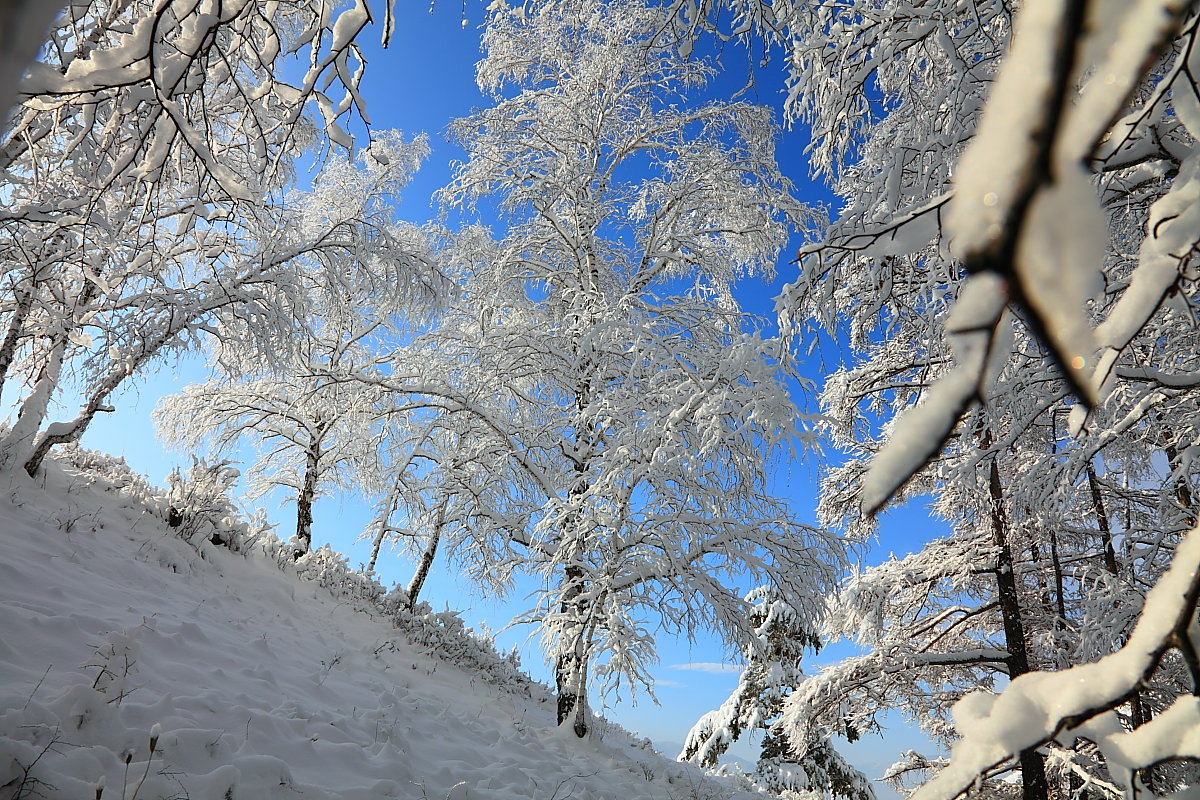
[0,449,758,800]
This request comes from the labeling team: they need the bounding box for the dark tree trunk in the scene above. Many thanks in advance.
[1086,463,1154,728]
[1163,436,1196,528]
[294,447,319,559]
[1085,464,1120,576]
[1048,529,1068,628]
[988,459,1049,800]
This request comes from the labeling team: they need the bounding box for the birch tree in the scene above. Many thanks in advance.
[0,0,419,475]
[383,0,844,737]
[153,127,434,557]
[156,333,382,559]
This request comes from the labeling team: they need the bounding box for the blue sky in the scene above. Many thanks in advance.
[70,2,945,792]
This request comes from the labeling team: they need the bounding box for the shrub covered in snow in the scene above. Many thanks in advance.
[56,448,538,698]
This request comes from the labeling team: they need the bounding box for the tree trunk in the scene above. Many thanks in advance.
[294,446,319,559]
[555,562,589,736]
[0,333,67,472]
[552,290,601,738]
[0,279,35,404]
[1085,464,1120,576]
[1047,529,1067,629]
[988,459,1049,800]
[22,377,118,476]
[406,497,447,608]
[367,526,386,575]
[556,377,595,737]
[22,268,284,475]
[1163,435,1195,528]
[1,280,100,470]
[1087,464,1152,730]
[367,479,404,574]
[405,529,440,608]
[570,606,599,739]
[1,264,99,472]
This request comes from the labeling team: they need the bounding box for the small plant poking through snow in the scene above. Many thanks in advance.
[164,457,269,554]
[109,724,159,800]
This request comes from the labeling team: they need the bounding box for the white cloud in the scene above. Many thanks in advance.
[667,662,744,675]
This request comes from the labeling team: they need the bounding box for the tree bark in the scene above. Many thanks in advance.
[406,497,447,608]
[367,480,405,575]
[1163,433,1196,528]
[1087,464,1152,730]
[0,276,100,471]
[1047,530,1067,626]
[367,524,387,576]
[555,350,598,738]
[988,458,1049,800]
[555,562,589,736]
[1085,464,1120,577]
[22,377,118,476]
[0,279,35,404]
[0,333,67,472]
[294,446,319,559]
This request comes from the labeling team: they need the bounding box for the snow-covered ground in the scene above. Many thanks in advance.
[0,453,759,800]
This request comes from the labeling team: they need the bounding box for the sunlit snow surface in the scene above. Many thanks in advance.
[0,461,756,799]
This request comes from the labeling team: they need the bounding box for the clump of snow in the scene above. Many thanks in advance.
[1014,167,1104,393]
[0,454,758,800]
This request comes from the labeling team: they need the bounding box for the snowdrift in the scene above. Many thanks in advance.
[0,453,755,800]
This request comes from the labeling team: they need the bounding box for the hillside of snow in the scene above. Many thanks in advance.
[0,451,758,800]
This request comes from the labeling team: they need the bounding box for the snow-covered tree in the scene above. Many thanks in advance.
[682,585,873,800]
[0,1,420,476]
[898,4,1200,795]
[352,391,466,596]
[156,338,380,559]
[638,0,1200,796]
[153,129,435,558]
[371,0,844,738]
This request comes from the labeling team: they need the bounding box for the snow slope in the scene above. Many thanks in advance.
[0,454,757,800]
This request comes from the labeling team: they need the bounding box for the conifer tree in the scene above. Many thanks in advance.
[682,586,873,800]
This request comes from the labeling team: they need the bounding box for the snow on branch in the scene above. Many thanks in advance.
[859,0,1198,514]
[912,526,1200,800]
[861,275,1010,514]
